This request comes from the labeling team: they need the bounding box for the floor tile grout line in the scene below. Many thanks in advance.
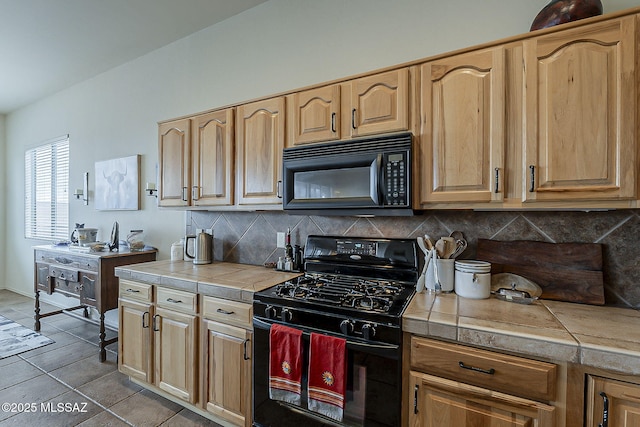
[17,350,135,426]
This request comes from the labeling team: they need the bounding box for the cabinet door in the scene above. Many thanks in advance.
[420,47,505,204]
[409,371,555,427]
[349,68,409,137]
[154,307,198,404]
[522,16,636,202]
[118,298,153,383]
[288,84,341,146]
[236,97,285,205]
[191,109,234,206]
[203,320,251,427]
[587,376,640,427]
[158,118,191,207]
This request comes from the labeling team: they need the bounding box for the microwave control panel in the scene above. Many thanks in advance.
[384,152,408,206]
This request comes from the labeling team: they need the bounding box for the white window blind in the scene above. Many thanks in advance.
[25,135,70,241]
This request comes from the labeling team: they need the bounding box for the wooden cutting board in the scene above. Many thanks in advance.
[476,239,605,305]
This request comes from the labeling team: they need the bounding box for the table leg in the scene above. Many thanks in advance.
[34,289,41,331]
[99,312,106,362]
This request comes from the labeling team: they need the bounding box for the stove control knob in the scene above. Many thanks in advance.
[361,323,376,340]
[281,308,293,322]
[264,305,277,319]
[340,319,354,335]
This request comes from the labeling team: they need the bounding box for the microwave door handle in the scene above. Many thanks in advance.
[371,154,382,205]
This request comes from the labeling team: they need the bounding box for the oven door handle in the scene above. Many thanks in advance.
[253,317,400,355]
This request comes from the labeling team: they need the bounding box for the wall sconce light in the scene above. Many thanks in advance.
[145,182,157,197]
[74,172,89,205]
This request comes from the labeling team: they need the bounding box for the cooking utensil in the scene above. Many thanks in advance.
[416,236,432,292]
[431,248,441,291]
[448,231,467,259]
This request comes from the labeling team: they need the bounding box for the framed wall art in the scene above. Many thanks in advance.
[94,155,140,210]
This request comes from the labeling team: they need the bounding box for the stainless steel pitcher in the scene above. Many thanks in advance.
[184,231,213,264]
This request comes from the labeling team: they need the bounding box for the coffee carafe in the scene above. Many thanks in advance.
[184,230,213,265]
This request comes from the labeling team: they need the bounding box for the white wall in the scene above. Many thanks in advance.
[4,0,640,297]
[0,114,5,289]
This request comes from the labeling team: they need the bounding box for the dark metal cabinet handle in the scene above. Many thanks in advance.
[351,109,357,129]
[126,288,140,293]
[152,314,160,332]
[331,112,336,133]
[459,361,495,375]
[166,298,182,304]
[529,165,536,192]
[494,168,500,193]
[599,391,609,427]
[243,339,250,361]
[216,308,235,315]
[276,180,283,199]
[182,187,188,202]
[413,384,419,414]
[142,311,150,328]
[192,185,199,201]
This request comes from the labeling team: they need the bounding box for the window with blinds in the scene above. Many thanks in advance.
[24,135,70,241]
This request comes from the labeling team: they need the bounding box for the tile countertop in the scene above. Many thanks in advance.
[114,260,302,304]
[403,292,640,375]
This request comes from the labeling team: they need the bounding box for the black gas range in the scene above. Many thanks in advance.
[253,235,418,427]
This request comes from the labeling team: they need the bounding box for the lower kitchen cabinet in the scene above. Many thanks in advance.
[408,336,560,427]
[409,371,556,426]
[586,376,640,427]
[201,295,253,427]
[118,297,153,382]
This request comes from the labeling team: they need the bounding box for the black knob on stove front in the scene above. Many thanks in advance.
[264,305,277,319]
[361,323,376,340]
[340,319,354,335]
[281,308,293,322]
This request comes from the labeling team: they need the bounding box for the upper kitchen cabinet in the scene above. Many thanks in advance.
[236,97,285,205]
[419,47,505,205]
[191,109,234,207]
[287,68,411,146]
[287,84,341,145]
[522,16,637,203]
[158,119,191,207]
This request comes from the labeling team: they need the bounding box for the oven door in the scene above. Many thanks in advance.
[252,318,401,427]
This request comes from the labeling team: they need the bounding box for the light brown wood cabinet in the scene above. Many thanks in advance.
[118,282,199,405]
[408,337,559,427]
[586,376,640,427]
[190,109,235,206]
[287,68,410,146]
[419,47,505,205]
[236,97,285,205]
[158,118,191,207]
[522,16,637,203]
[201,295,253,427]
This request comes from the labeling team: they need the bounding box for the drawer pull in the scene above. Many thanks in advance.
[126,288,140,293]
[216,308,235,315]
[599,391,609,427]
[243,339,250,361]
[152,314,160,332]
[458,361,495,375]
[413,384,419,414]
[166,298,183,304]
[142,311,150,328]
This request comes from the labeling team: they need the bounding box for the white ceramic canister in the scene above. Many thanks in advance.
[171,238,184,261]
[454,260,492,299]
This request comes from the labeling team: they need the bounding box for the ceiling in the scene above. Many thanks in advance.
[0,0,268,114]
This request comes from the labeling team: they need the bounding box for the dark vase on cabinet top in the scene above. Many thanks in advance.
[530,0,603,31]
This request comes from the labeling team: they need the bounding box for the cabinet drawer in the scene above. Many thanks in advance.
[156,287,197,314]
[49,265,78,282]
[119,280,153,302]
[410,336,557,402]
[202,296,252,329]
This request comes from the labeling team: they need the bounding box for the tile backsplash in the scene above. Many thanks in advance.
[186,210,640,309]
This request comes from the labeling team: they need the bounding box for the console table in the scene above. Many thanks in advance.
[33,245,157,361]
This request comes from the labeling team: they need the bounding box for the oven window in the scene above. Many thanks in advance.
[293,167,370,200]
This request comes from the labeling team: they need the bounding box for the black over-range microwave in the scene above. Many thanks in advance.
[282,132,413,216]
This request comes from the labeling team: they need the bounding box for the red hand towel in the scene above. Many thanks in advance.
[269,324,303,405]
[307,333,347,421]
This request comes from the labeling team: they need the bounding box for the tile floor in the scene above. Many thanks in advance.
[0,290,222,426]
